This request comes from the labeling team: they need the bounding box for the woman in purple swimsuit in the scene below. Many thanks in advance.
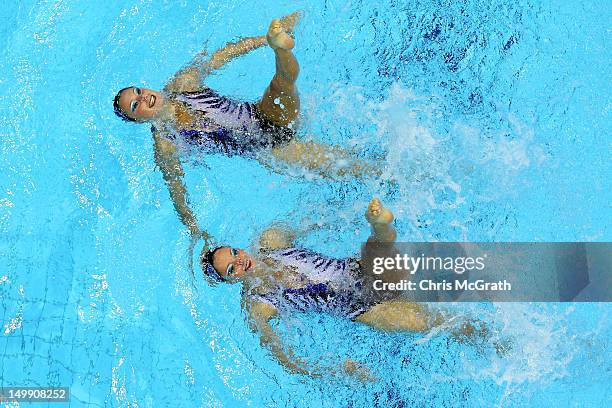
[198,198,482,377]
[113,14,376,239]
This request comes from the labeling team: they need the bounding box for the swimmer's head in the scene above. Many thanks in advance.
[113,86,165,122]
[200,246,256,283]
[200,246,255,283]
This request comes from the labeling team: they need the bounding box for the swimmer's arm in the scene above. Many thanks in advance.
[205,36,267,72]
[259,227,296,250]
[248,301,375,380]
[164,12,301,93]
[247,301,317,376]
[163,36,266,93]
[153,132,200,237]
[204,12,301,75]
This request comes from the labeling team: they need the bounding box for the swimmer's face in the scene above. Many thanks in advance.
[212,247,256,281]
[117,87,164,121]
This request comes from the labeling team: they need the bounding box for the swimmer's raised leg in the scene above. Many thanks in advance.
[365,197,396,242]
[358,199,439,331]
[257,19,300,127]
[258,19,384,179]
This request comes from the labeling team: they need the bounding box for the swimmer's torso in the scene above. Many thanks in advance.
[157,88,294,157]
[244,247,373,319]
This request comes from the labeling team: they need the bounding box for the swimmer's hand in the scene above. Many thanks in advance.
[279,11,303,34]
[342,358,376,382]
[267,19,295,50]
[365,198,394,226]
[188,223,204,241]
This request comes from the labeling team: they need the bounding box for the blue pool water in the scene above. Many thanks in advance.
[1,0,610,407]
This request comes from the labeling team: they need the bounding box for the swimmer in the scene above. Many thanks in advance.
[199,198,481,377]
[113,13,378,238]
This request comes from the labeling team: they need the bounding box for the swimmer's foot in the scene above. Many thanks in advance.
[366,198,394,226]
[280,11,303,34]
[267,19,295,50]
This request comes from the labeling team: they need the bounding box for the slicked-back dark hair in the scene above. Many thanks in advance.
[113,86,137,122]
[200,246,225,284]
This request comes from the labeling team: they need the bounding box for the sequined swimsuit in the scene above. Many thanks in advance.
[162,88,294,157]
[248,247,376,320]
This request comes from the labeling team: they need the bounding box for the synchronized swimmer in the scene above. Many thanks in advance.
[199,198,486,376]
[113,14,377,240]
